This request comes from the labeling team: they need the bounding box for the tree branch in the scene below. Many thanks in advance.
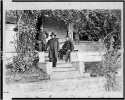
[103,30,120,43]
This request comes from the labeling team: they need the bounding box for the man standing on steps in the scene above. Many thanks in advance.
[35,25,49,62]
[46,32,60,67]
[59,36,74,62]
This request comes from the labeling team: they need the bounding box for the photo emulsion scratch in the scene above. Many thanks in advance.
[3,1,123,99]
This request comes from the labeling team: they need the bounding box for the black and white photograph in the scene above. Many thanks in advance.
[2,1,123,99]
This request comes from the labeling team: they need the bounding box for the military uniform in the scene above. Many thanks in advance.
[59,40,74,61]
[35,30,48,52]
[46,33,60,67]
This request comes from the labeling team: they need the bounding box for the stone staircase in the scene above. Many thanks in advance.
[45,54,81,79]
[53,61,75,72]
[39,41,103,79]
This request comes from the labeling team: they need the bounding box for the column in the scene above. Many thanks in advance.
[79,61,85,74]
[38,52,45,62]
[68,23,74,41]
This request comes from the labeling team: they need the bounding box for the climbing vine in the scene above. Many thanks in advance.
[6,10,41,73]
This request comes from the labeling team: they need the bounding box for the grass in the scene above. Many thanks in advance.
[85,62,104,76]
[85,61,122,91]
[6,64,50,84]
[5,61,122,91]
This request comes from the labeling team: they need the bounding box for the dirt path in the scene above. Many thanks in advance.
[3,77,122,99]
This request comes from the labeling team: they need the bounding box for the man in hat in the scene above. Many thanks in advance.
[59,36,74,62]
[46,32,60,67]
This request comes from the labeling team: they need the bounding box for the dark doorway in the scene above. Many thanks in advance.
[79,33,89,41]
[73,32,89,41]
[36,15,45,40]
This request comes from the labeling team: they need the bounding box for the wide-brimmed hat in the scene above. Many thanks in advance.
[50,32,56,36]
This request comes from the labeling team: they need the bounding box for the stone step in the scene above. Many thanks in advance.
[52,67,75,72]
[50,71,91,79]
[57,60,65,64]
[45,60,72,67]
[50,71,80,79]
[56,63,72,67]
[45,58,71,64]
[45,59,66,63]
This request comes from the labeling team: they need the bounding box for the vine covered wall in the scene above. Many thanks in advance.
[6,10,41,72]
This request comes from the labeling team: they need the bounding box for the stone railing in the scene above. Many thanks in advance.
[71,51,104,74]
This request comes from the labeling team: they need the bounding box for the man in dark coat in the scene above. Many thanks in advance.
[46,32,60,67]
[35,25,49,52]
[59,36,74,62]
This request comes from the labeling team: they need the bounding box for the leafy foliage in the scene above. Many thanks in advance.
[6,10,41,72]
[74,10,121,43]
[103,48,121,91]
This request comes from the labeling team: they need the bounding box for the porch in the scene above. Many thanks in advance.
[5,18,104,80]
[37,41,104,79]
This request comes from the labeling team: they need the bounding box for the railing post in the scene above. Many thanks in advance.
[79,61,85,74]
[38,52,45,62]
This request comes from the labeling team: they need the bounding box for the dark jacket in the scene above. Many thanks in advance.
[38,30,49,44]
[35,30,49,52]
[35,42,46,52]
[46,38,60,58]
[62,40,74,51]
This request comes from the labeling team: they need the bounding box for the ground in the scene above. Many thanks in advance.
[3,75,122,99]
[4,61,122,99]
